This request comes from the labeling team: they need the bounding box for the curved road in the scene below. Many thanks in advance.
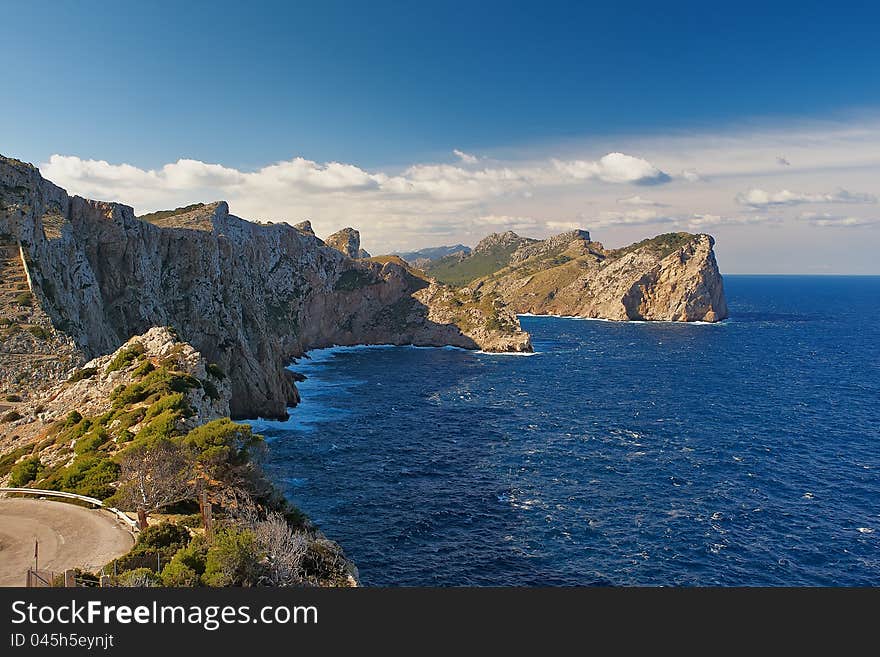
[0,498,134,586]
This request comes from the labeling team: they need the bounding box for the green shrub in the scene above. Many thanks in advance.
[118,568,161,587]
[0,446,32,478]
[27,325,50,340]
[177,513,204,528]
[134,409,180,445]
[108,523,191,575]
[201,379,220,401]
[9,456,42,486]
[64,410,83,426]
[2,410,22,423]
[5,394,22,402]
[202,528,262,587]
[14,292,32,306]
[113,407,147,432]
[333,268,376,291]
[160,560,199,587]
[161,536,208,586]
[105,343,145,374]
[145,393,187,420]
[43,453,119,499]
[67,367,98,383]
[182,419,263,473]
[74,427,109,454]
[206,363,225,380]
[131,360,155,378]
[136,523,191,552]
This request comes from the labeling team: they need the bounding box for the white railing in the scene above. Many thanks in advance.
[0,487,139,532]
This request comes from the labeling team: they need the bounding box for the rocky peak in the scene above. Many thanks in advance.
[474,231,530,253]
[326,227,364,258]
[510,229,591,263]
[293,220,315,236]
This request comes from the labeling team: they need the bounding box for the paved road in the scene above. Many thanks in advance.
[0,498,134,586]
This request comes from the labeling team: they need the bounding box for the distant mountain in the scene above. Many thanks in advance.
[395,244,471,266]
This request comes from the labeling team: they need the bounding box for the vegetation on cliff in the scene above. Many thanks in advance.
[0,328,357,587]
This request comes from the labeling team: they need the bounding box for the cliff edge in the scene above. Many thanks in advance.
[0,155,531,419]
[427,229,728,322]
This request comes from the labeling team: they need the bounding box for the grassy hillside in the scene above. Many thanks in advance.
[424,243,524,286]
[606,232,696,260]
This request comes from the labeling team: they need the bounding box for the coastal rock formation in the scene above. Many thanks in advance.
[427,230,728,322]
[325,227,370,259]
[0,155,531,419]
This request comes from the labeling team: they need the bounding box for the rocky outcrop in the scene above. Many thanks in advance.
[325,227,370,259]
[472,231,728,322]
[293,220,315,236]
[509,229,590,264]
[0,327,229,454]
[0,155,531,419]
[473,230,535,254]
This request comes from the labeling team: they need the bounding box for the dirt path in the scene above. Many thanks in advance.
[0,498,135,586]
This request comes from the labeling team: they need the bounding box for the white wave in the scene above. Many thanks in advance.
[475,350,540,356]
[517,312,726,326]
[290,342,473,368]
[858,527,874,534]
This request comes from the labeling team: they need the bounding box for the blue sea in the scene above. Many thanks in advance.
[249,276,880,586]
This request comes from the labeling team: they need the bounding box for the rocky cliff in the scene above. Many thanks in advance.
[0,155,531,419]
[427,230,728,322]
[325,227,371,259]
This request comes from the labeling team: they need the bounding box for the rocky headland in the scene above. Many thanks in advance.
[420,229,728,322]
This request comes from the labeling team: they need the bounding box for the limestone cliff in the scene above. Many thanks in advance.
[429,230,728,322]
[0,155,531,419]
[325,227,371,259]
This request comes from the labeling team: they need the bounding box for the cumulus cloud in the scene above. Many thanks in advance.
[34,116,880,258]
[736,187,878,207]
[553,152,670,184]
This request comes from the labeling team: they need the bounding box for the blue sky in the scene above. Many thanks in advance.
[2,1,879,272]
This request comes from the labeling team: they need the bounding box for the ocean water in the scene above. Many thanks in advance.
[249,276,880,586]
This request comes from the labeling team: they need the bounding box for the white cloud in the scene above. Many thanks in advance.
[680,169,703,182]
[799,212,878,227]
[553,152,669,184]
[593,208,672,227]
[617,195,666,207]
[33,116,880,264]
[735,187,878,207]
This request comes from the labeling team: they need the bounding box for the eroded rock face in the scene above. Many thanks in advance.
[475,231,728,322]
[0,156,531,419]
[325,227,369,259]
